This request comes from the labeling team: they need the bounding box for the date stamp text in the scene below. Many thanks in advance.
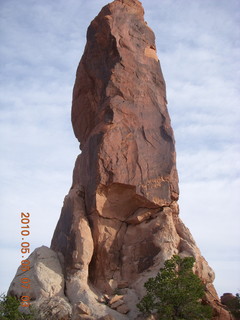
[20,212,31,307]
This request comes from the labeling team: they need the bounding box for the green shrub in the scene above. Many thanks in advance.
[0,293,35,320]
[137,255,213,320]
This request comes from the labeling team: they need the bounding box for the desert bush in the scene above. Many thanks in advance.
[137,255,213,320]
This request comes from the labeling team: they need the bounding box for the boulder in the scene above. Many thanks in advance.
[34,296,72,320]
[74,301,91,315]
[111,299,124,309]
[109,295,124,306]
[116,304,130,314]
[8,246,66,301]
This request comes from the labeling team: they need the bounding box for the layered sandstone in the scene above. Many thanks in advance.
[51,0,179,294]
[8,0,232,319]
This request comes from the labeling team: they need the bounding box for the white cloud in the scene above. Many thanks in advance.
[179,177,240,295]
[0,0,239,297]
[211,260,240,295]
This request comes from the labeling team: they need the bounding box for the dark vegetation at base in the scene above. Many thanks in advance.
[137,255,213,320]
[0,294,34,319]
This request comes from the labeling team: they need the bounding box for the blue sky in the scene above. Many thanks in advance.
[0,0,239,296]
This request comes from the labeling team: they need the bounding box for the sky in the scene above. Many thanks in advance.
[0,0,239,297]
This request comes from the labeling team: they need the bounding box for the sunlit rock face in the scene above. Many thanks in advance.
[52,0,180,295]
[9,1,232,319]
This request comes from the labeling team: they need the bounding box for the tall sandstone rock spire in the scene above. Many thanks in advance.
[51,0,180,292]
[8,1,232,319]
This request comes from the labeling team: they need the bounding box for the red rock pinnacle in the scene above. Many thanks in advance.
[53,0,179,290]
[8,1,232,319]
[71,0,179,212]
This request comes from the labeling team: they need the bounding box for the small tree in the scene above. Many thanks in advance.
[137,255,212,320]
[0,293,35,320]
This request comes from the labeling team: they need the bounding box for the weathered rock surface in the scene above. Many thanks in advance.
[221,292,236,306]
[98,315,117,320]
[8,246,66,300]
[8,0,232,319]
[219,293,237,320]
[8,246,72,319]
[52,0,179,298]
[35,296,72,320]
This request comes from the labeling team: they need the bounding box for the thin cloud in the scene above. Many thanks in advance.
[0,0,239,296]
